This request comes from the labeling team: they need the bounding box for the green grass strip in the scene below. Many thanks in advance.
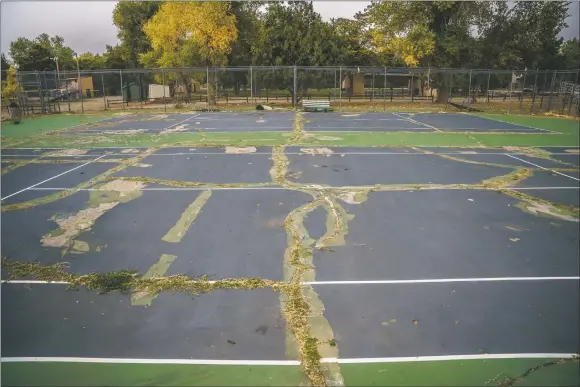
[474,113,580,136]
[5,131,578,149]
[1,114,111,138]
[341,357,580,386]
[0,362,308,386]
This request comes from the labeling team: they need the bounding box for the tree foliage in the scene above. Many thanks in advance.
[140,2,238,68]
[113,1,161,68]
[1,66,19,99]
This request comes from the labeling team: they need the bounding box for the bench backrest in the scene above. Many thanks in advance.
[302,100,330,107]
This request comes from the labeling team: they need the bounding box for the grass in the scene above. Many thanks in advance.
[5,131,578,148]
[2,357,577,387]
[2,111,578,148]
[0,113,111,138]
[0,363,308,387]
[340,357,580,386]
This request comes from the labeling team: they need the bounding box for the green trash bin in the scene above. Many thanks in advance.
[8,101,21,124]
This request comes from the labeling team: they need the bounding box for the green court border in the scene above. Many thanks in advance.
[2,357,578,386]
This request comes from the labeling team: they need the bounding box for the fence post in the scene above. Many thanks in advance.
[486,71,491,106]
[339,66,342,112]
[206,66,210,110]
[334,68,337,104]
[77,67,84,114]
[547,70,557,111]
[467,69,473,111]
[162,69,166,113]
[410,72,414,103]
[250,66,253,105]
[568,70,579,116]
[519,69,527,113]
[119,69,124,110]
[101,72,107,110]
[54,71,61,113]
[507,70,513,115]
[371,70,375,104]
[383,66,387,112]
[530,68,538,114]
[293,65,297,109]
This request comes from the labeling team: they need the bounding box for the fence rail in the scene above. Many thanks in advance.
[8,66,580,116]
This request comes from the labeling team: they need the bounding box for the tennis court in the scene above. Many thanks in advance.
[1,111,579,386]
[52,111,556,135]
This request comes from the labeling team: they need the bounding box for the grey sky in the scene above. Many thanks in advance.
[1,1,578,58]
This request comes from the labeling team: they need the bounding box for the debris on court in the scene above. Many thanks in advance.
[135,163,152,168]
[225,146,257,154]
[107,129,147,135]
[160,124,189,134]
[47,149,88,157]
[300,147,334,156]
[509,238,520,242]
[504,146,553,160]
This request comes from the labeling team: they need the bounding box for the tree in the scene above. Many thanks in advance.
[1,53,10,81]
[1,66,20,100]
[112,1,161,68]
[477,1,570,69]
[560,38,580,70]
[253,2,342,102]
[362,1,492,67]
[140,2,238,100]
[8,34,76,71]
[331,16,382,66]
[76,53,106,70]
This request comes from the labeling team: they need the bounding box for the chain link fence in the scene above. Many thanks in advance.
[9,67,579,116]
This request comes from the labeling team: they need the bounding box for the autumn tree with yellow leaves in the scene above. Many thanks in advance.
[140,2,238,102]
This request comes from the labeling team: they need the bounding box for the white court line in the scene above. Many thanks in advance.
[321,353,579,364]
[505,154,580,182]
[392,112,439,131]
[0,154,107,201]
[3,152,578,157]
[303,277,580,285]
[160,113,201,131]
[25,186,579,192]
[1,353,576,365]
[0,357,300,366]
[510,187,579,190]
[6,276,578,286]
[475,115,556,133]
[27,187,286,192]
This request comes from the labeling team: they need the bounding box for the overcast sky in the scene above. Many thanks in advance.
[1,1,578,58]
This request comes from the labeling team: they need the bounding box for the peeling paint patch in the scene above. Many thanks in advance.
[225,146,257,154]
[48,149,88,157]
[160,124,189,134]
[515,201,579,222]
[41,203,117,247]
[135,163,152,168]
[565,149,580,154]
[300,148,334,156]
[337,191,369,205]
[121,149,141,154]
[108,129,147,134]
[162,190,212,243]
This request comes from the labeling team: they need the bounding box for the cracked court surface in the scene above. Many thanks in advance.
[55,111,555,134]
[1,142,579,386]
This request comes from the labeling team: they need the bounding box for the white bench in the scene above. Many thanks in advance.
[302,99,330,112]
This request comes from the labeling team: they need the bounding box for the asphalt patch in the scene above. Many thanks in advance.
[2,285,286,360]
[114,149,274,184]
[317,280,579,358]
[286,153,513,186]
[166,189,311,280]
[313,190,579,282]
